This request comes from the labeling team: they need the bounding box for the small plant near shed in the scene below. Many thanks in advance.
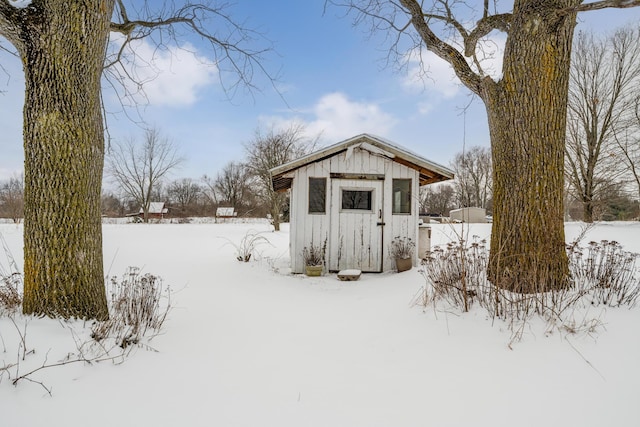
[302,240,326,276]
[389,236,415,272]
[388,236,415,259]
[302,241,326,266]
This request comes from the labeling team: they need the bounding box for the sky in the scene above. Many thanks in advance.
[1,1,639,185]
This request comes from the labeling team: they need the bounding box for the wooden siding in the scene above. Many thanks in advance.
[289,147,420,273]
[384,162,420,272]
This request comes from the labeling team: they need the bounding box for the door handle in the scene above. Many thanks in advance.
[378,209,382,219]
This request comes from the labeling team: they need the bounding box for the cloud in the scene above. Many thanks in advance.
[107,37,218,108]
[261,92,397,142]
[417,101,435,116]
[403,50,462,99]
[402,32,506,106]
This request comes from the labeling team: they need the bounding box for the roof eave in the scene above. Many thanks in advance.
[269,133,454,191]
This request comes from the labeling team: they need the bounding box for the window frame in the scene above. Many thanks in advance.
[340,188,374,212]
[308,177,327,214]
[392,178,412,215]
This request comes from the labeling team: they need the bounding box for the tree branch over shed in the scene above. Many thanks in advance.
[399,0,485,96]
[107,1,277,97]
[560,0,640,14]
[464,13,511,57]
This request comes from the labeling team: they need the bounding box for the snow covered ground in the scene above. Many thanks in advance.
[1,221,639,427]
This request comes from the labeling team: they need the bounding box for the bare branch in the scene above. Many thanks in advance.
[464,13,511,57]
[399,0,484,95]
[0,1,28,51]
[328,0,494,95]
[107,1,276,99]
[560,0,640,15]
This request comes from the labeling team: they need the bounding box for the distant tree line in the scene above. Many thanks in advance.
[3,141,638,225]
[419,146,493,217]
[97,123,316,227]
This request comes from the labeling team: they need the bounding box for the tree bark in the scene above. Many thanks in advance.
[483,1,575,292]
[583,196,594,223]
[270,193,282,231]
[20,1,114,319]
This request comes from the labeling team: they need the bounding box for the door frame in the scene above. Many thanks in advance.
[328,178,384,272]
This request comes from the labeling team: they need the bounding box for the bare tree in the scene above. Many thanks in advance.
[213,161,255,213]
[107,128,183,223]
[201,174,220,212]
[101,191,126,217]
[329,0,640,293]
[167,178,203,216]
[614,96,640,202]
[419,183,456,217]
[0,1,274,319]
[0,174,24,223]
[450,146,492,210]
[245,124,317,231]
[565,26,640,222]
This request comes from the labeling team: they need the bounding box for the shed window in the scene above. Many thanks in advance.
[342,190,372,211]
[392,179,411,214]
[308,178,326,214]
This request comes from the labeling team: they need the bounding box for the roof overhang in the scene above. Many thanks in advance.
[269,133,454,192]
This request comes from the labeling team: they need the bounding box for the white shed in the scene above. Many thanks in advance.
[449,207,487,223]
[270,134,454,274]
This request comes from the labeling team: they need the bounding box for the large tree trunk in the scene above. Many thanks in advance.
[483,2,576,293]
[21,1,114,319]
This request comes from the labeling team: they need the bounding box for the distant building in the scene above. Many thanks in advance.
[449,207,487,223]
[139,202,168,219]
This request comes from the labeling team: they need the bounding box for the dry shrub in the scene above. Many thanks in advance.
[92,267,170,349]
[0,234,22,314]
[302,239,327,266]
[419,237,487,311]
[223,230,271,262]
[567,240,640,307]
[418,237,640,342]
[0,277,21,314]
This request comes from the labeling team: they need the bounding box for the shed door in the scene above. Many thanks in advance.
[329,179,383,272]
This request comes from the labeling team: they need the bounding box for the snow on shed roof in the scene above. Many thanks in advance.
[269,133,454,192]
[139,202,168,214]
